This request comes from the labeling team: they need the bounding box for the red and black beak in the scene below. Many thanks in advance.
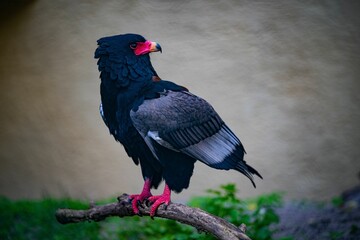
[134,40,162,56]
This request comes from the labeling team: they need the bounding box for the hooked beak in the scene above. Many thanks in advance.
[150,42,162,53]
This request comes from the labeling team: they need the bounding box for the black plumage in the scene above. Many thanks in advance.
[95,33,262,215]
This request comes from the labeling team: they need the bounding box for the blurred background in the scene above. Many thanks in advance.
[0,0,359,203]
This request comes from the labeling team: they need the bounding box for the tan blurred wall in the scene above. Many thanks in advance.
[0,0,359,202]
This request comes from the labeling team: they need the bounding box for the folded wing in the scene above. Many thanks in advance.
[131,90,262,187]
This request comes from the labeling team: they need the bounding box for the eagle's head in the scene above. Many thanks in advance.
[95,33,162,87]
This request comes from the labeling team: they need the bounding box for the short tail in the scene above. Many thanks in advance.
[235,160,263,188]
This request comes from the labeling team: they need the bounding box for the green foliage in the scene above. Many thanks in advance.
[350,224,359,235]
[0,197,100,240]
[188,183,283,240]
[328,231,343,240]
[331,196,344,207]
[101,215,196,240]
[0,184,284,239]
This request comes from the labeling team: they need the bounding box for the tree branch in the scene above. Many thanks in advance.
[55,193,251,240]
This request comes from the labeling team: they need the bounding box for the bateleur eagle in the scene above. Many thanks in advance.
[95,33,262,216]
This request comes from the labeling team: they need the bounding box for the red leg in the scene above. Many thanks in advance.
[129,178,152,214]
[148,184,171,217]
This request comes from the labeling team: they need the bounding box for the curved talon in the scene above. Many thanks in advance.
[128,179,153,214]
[148,184,172,217]
[129,193,152,214]
[149,196,171,216]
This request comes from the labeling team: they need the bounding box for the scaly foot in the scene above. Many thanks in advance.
[129,179,152,215]
[148,184,171,217]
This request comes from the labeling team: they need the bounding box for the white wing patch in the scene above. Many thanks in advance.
[181,127,238,165]
[146,127,241,167]
[147,131,180,152]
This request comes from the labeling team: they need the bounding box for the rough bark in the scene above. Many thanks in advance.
[55,193,251,240]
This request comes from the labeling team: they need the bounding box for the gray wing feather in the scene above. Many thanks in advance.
[130,91,245,167]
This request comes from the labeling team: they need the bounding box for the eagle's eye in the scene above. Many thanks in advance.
[129,43,137,49]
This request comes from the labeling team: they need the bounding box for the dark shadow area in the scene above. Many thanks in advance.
[0,0,35,26]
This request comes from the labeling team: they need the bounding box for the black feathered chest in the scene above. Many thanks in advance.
[95,37,155,141]
[99,75,152,143]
